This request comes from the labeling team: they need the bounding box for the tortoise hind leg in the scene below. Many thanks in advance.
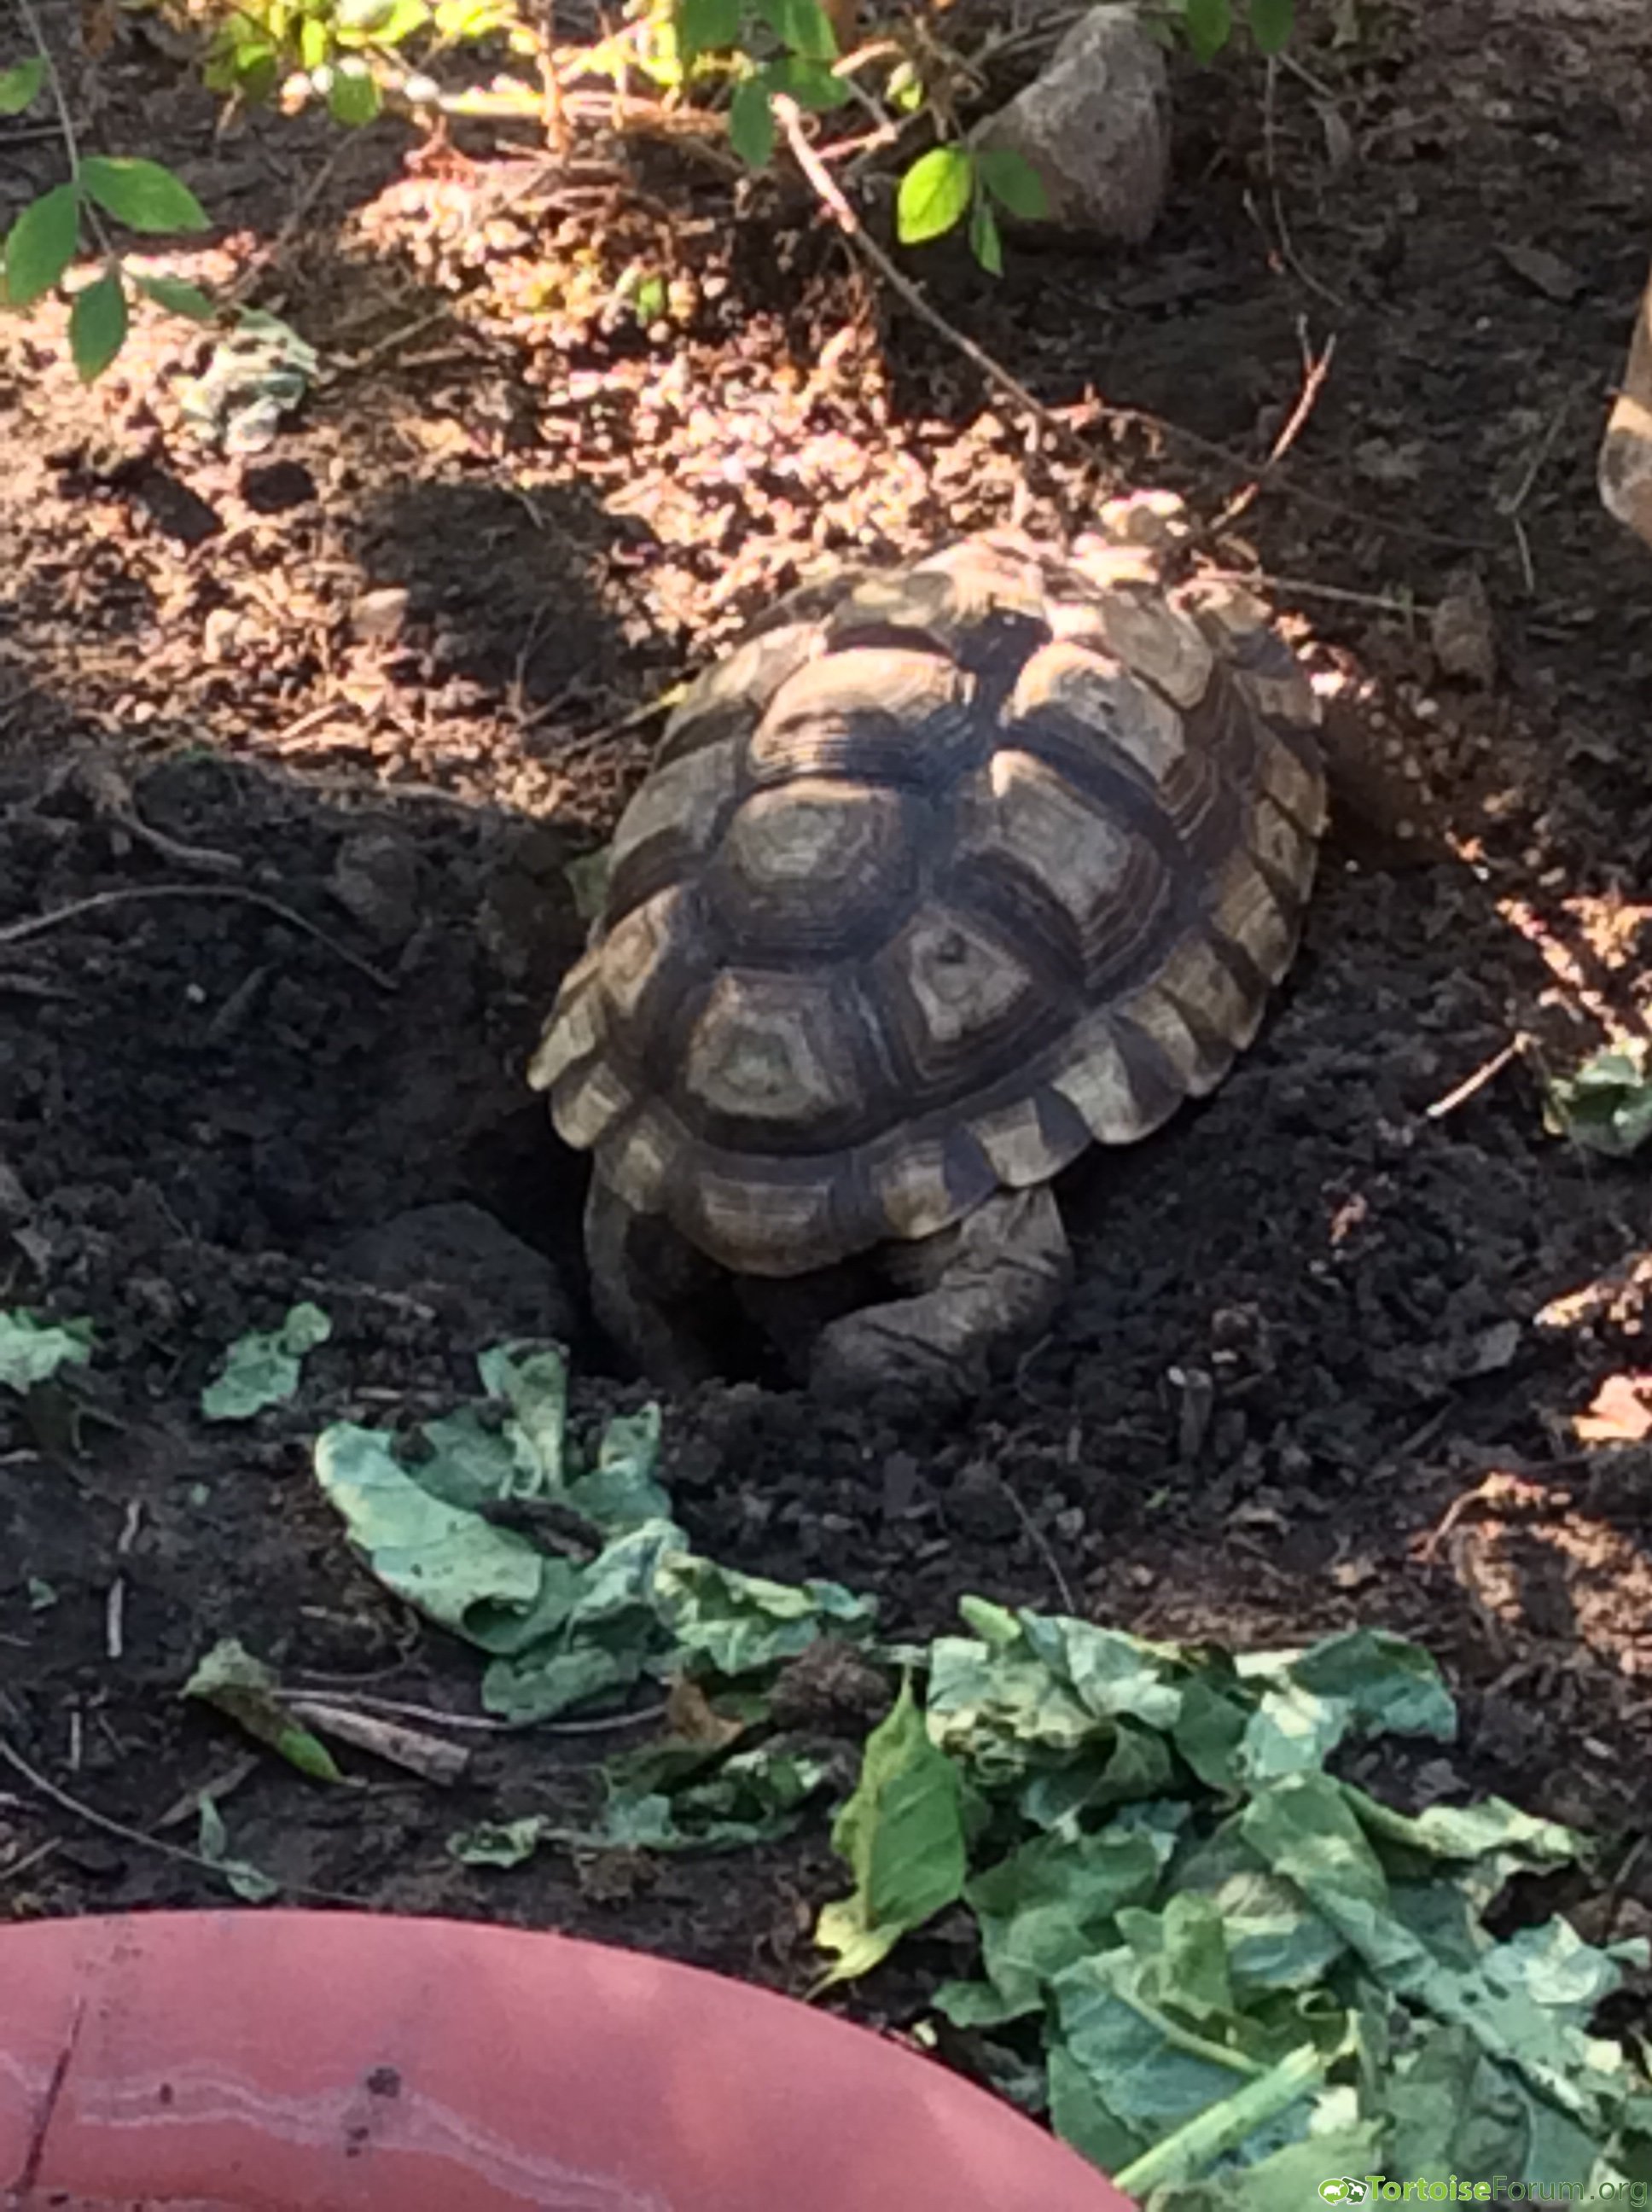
[584,1178,720,1391]
[809,1186,1073,1413]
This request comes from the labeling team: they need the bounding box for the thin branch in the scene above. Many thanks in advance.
[771,95,1096,486]
[1213,323,1337,533]
[0,885,397,991]
[15,0,113,255]
[774,98,1489,555]
[0,1733,362,1903]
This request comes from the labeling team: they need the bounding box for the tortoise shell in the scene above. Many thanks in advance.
[531,526,1326,1278]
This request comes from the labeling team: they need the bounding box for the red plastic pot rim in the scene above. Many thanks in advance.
[0,1908,1137,2211]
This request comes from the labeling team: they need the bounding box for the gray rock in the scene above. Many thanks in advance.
[974,5,1170,246]
[329,831,422,947]
[334,1202,575,1342]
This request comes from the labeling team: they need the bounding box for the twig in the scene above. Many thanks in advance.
[286,1697,473,1784]
[771,95,1096,488]
[1598,1831,1650,1943]
[16,0,113,256]
[286,1685,672,1736]
[1213,323,1337,533]
[1198,568,1420,618]
[0,886,397,991]
[1423,1040,1521,1121]
[996,1476,1077,1614]
[0,1732,363,1901]
[226,137,360,305]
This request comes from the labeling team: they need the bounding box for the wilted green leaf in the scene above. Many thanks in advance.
[79,156,209,235]
[201,1301,331,1421]
[815,1674,966,1985]
[896,143,974,246]
[729,76,777,166]
[974,145,1048,219]
[1248,0,1294,52]
[196,1796,280,1903]
[584,1743,825,1853]
[448,1815,545,1866]
[0,1309,92,1391]
[1544,1040,1652,1158]
[4,183,81,311]
[1184,0,1234,62]
[134,273,215,323]
[183,1637,345,1782]
[0,58,46,114]
[69,267,128,383]
[653,1552,876,1677]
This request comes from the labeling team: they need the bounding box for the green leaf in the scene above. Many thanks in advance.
[327,62,382,125]
[196,1796,281,1903]
[69,267,129,382]
[936,1823,1170,2028]
[135,273,216,323]
[183,1637,345,1782]
[578,1743,826,1854]
[0,1309,93,1391]
[676,0,742,60]
[300,15,330,68]
[1184,0,1234,62]
[1544,1040,1652,1157]
[1248,0,1294,52]
[815,1674,966,1985]
[754,0,837,58]
[896,144,974,246]
[201,1301,331,1421]
[79,156,209,236]
[4,183,81,311]
[0,57,46,114]
[974,145,1048,219]
[448,1815,546,1866]
[652,1552,877,1677]
[728,75,776,167]
[969,194,1003,276]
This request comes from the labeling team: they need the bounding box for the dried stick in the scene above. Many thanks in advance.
[0,885,397,990]
[771,96,1093,474]
[1213,324,1337,532]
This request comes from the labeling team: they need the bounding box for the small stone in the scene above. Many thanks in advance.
[351,585,410,644]
[973,5,1171,246]
[328,831,422,946]
[946,1463,1020,1540]
[1429,568,1498,688]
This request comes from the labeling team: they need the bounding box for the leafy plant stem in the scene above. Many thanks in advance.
[768,94,1092,517]
[1112,2040,1326,2198]
[15,0,113,256]
[1109,1984,1267,2079]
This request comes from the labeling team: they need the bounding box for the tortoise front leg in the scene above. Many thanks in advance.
[584,1176,720,1391]
[808,1185,1073,1412]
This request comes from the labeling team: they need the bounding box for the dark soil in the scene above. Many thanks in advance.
[5,0,1652,2049]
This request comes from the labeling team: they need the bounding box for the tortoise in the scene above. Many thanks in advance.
[530,497,1327,1408]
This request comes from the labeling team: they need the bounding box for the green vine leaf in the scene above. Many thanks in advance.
[896,144,974,247]
[79,156,210,236]
[0,57,47,114]
[4,183,81,310]
[1249,0,1294,51]
[69,266,129,382]
[1184,0,1234,62]
[974,146,1048,220]
[729,74,777,166]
